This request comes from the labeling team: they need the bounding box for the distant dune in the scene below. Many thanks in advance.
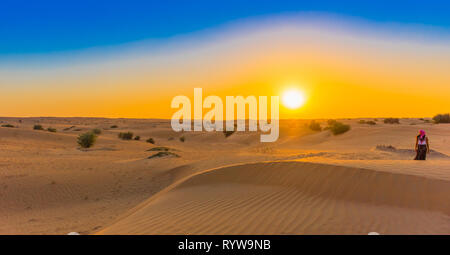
[0,117,449,234]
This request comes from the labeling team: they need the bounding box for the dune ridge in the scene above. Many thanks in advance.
[98,161,450,235]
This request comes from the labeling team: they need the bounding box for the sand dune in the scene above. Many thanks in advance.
[1,117,449,234]
[97,161,450,234]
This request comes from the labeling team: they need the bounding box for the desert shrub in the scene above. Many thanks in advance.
[47,127,57,132]
[74,128,82,131]
[329,121,351,135]
[110,125,118,128]
[118,132,133,140]
[92,128,102,135]
[33,124,44,130]
[148,151,180,159]
[366,121,376,125]
[308,120,322,131]
[179,136,185,142]
[134,136,140,140]
[147,146,170,152]
[432,113,450,123]
[1,124,15,128]
[384,118,400,124]
[63,126,75,131]
[374,118,378,122]
[146,138,155,144]
[358,120,366,124]
[223,130,236,138]
[77,132,97,148]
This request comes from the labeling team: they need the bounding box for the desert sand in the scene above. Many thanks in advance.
[0,117,449,234]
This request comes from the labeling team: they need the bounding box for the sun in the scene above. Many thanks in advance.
[281,89,306,109]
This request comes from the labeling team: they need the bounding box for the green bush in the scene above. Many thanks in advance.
[329,121,351,135]
[384,118,400,124]
[432,113,450,123]
[118,132,134,140]
[308,120,322,131]
[47,127,57,132]
[179,136,185,142]
[92,128,102,135]
[134,136,140,140]
[33,124,44,130]
[77,132,97,148]
[1,124,15,128]
[146,138,155,144]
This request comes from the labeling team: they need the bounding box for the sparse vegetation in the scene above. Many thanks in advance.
[77,132,97,148]
[179,136,185,142]
[308,120,322,131]
[327,119,337,126]
[47,127,57,132]
[376,145,397,151]
[110,125,118,128]
[359,120,376,125]
[63,126,76,131]
[146,138,155,144]
[134,136,140,140]
[329,121,351,135]
[384,118,400,124]
[92,128,102,135]
[147,146,170,152]
[1,124,15,128]
[148,151,180,159]
[33,124,44,130]
[432,113,450,124]
[118,132,134,140]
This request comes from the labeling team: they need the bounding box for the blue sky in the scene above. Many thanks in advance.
[1,0,450,55]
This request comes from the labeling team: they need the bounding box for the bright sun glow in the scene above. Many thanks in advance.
[281,89,306,109]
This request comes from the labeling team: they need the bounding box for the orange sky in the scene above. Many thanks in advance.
[1,17,449,119]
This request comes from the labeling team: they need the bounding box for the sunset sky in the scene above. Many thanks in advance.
[1,1,449,119]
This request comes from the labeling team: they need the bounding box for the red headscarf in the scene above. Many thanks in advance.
[419,129,426,139]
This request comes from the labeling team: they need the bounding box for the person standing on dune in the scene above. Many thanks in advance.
[414,129,429,160]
